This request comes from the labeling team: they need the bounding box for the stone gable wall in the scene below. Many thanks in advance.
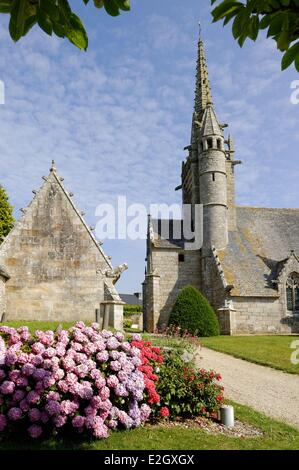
[0,174,111,322]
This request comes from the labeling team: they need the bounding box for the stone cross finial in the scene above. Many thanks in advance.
[50,160,57,172]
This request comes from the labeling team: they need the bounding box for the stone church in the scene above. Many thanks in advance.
[0,161,126,329]
[143,35,299,335]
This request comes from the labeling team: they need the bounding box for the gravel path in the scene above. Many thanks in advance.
[196,347,299,430]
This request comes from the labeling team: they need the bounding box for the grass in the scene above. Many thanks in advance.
[0,321,77,334]
[200,335,299,374]
[0,401,298,450]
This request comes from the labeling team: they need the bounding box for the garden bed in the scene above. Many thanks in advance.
[156,416,263,438]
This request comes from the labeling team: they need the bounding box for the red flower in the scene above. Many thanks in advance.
[130,338,164,408]
[159,407,170,418]
[216,395,223,402]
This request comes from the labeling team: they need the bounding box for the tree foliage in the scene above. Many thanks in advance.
[211,0,299,71]
[0,185,14,241]
[0,0,130,50]
[168,285,220,337]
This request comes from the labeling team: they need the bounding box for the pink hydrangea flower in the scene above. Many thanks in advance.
[58,380,69,393]
[5,352,18,366]
[106,337,120,350]
[72,415,85,428]
[110,360,122,372]
[52,415,67,428]
[114,332,124,342]
[43,347,56,359]
[8,407,22,421]
[22,363,36,376]
[31,342,45,355]
[0,380,15,395]
[99,386,110,401]
[16,376,28,387]
[28,424,43,439]
[60,400,78,416]
[20,399,30,412]
[13,389,26,402]
[28,408,41,423]
[96,351,109,363]
[27,390,40,404]
[106,375,119,388]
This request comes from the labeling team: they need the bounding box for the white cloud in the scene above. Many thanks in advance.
[0,5,298,292]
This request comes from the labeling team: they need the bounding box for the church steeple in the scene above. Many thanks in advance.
[194,26,213,121]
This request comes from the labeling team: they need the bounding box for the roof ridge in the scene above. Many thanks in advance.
[0,165,112,269]
[237,205,299,211]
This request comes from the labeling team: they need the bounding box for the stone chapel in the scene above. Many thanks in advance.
[143,34,299,335]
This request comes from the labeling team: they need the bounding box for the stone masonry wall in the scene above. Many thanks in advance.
[231,296,299,334]
[152,248,201,329]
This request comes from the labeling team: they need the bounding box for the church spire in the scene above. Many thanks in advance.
[194,24,213,120]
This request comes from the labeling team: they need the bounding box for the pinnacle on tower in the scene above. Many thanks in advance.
[194,27,213,121]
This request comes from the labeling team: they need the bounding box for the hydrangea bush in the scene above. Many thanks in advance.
[0,324,225,441]
[0,323,151,439]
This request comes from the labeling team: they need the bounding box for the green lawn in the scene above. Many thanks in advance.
[200,335,299,374]
[0,321,82,334]
[0,402,298,450]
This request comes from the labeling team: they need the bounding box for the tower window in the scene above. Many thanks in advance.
[207,138,213,149]
[178,254,185,262]
[212,173,215,181]
[286,273,299,313]
[217,139,222,150]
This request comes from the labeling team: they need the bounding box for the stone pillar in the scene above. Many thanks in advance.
[0,268,10,322]
[143,273,160,333]
[217,300,236,335]
[100,300,124,331]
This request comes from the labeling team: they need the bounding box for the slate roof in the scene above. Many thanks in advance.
[218,206,299,297]
[151,219,185,249]
[119,294,142,306]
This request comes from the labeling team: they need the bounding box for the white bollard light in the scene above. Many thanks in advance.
[220,405,234,427]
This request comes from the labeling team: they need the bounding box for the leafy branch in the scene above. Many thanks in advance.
[211,0,299,70]
[0,0,130,50]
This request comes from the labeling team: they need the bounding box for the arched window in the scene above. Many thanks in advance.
[286,273,299,313]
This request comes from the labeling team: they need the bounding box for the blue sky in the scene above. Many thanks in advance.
[0,0,298,294]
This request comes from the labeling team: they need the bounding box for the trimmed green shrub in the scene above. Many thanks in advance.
[124,304,142,317]
[123,318,133,329]
[156,349,224,419]
[168,285,219,337]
